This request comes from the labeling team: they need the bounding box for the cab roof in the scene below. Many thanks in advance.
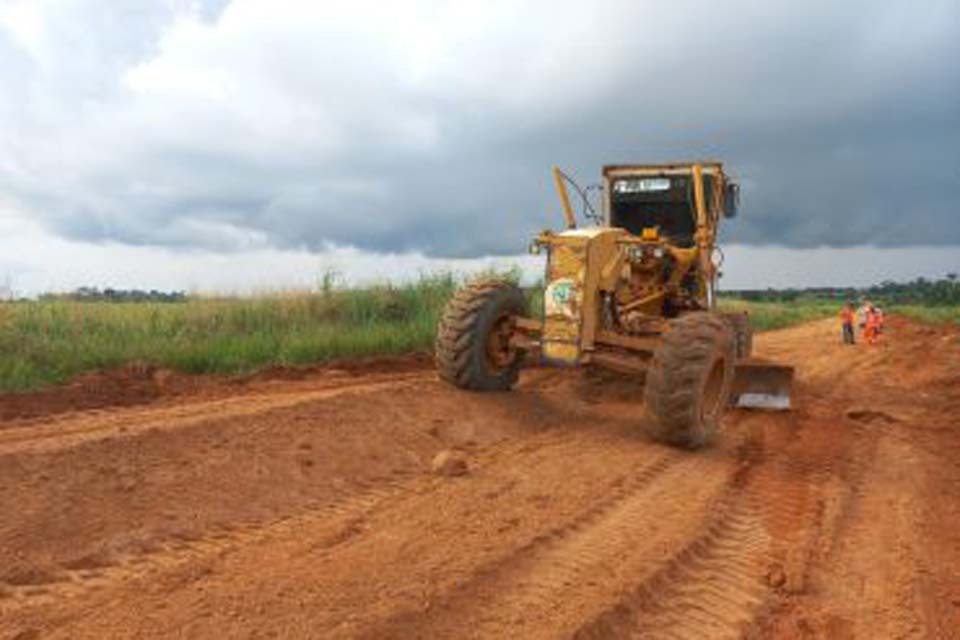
[603,161,725,177]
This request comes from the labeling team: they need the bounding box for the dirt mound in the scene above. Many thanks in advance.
[0,353,432,423]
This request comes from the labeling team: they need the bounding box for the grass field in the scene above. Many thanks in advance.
[891,305,960,325]
[1,281,953,393]
[0,276,460,392]
[716,298,838,331]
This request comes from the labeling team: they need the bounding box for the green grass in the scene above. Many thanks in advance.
[0,275,462,393]
[890,305,960,325]
[717,298,838,331]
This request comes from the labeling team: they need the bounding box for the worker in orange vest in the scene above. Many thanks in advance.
[864,305,881,345]
[840,302,856,344]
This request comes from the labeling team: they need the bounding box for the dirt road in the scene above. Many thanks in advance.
[2,317,959,639]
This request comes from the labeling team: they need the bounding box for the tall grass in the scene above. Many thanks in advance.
[0,275,461,392]
[717,297,838,331]
[891,305,960,325]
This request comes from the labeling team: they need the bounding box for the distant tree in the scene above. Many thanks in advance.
[720,274,960,307]
[45,287,188,303]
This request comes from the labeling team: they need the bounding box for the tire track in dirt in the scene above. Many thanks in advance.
[573,490,770,640]
[0,420,606,615]
[572,407,884,640]
[749,317,960,638]
[364,449,735,639]
[566,430,768,640]
[754,413,884,632]
[755,420,933,639]
[0,373,431,454]
[831,434,929,639]
[0,481,406,611]
[0,367,571,454]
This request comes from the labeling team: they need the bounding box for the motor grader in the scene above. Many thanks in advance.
[435,161,793,448]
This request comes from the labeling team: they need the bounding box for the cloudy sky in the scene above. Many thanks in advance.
[1,0,958,295]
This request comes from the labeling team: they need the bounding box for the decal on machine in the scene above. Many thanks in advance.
[544,277,580,320]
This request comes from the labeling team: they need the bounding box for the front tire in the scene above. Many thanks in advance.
[642,312,736,449]
[435,280,526,391]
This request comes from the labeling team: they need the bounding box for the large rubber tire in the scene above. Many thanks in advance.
[642,312,736,449]
[722,312,754,360]
[435,280,527,391]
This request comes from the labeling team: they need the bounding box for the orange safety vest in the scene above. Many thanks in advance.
[840,308,854,324]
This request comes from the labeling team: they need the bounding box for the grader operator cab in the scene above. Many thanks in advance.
[435,161,793,448]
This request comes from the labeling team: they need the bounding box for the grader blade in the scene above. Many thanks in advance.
[731,359,795,410]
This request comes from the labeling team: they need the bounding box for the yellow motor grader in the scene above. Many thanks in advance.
[435,161,793,448]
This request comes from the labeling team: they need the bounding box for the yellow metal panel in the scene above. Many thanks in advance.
[542,341,580,364]
[547,242,585,280]
[692,164,706,227]
[542,238,586,364]
[540,227,626,366]
[542,317,581,341]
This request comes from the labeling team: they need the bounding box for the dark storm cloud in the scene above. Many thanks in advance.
[1,0,958,257]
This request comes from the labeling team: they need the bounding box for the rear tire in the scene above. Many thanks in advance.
[642,312,736,449]
[435,280,527,391]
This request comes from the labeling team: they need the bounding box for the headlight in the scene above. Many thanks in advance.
[528,240,542,255]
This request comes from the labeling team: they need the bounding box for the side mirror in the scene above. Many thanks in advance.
[723,183,740,218]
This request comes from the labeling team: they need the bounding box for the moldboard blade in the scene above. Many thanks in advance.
[731,359,795,410]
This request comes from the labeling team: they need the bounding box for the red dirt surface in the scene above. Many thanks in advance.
[0,353,433,422]
[1,317,958,639]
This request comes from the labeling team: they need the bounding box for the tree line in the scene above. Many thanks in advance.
[722,273,960,306]
[38,287,188,303]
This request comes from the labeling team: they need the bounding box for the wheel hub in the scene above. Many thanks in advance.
[486,314,517,370]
